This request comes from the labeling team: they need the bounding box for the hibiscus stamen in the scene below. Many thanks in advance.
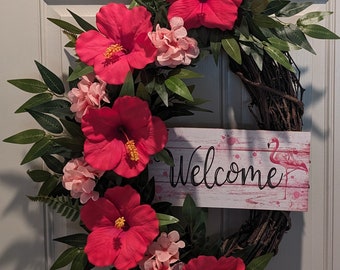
[104,44,125,59]
[120,128,140,162]
[115,216,126,229]
[125,140,139,161]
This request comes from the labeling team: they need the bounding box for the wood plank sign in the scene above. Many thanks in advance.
[148,128,310,211]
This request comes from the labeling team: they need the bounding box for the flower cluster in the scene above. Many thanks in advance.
[5,0,338,269]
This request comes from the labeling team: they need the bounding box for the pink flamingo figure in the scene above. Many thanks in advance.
[267,137,308,199]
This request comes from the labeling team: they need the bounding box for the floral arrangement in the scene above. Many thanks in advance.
[4,0,338,270]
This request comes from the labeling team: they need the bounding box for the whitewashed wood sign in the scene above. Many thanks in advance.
[148,128,310,212]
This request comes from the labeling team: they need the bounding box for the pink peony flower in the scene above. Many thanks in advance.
[167,0,243,31]
[62,157,104,204]
[80,185,159,269]
[148,17,199,67]
[182,256,245,270]
[81,96,168,178]
[75,3,157,85]
[67,74,110,122]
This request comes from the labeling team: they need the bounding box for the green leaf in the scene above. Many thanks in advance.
[297,11,333,26]
[157,213,179,226]
[7,79,48,93]
[60,119,83,138]
[53,137,84,152]
[3,129,45,144]
[165,77,194,101]
[70,252,87,270]
[30,99,71,115]
[21,137,53,164]
[300,24,340,39]
[27,109,63,134]
[170,68,203,79]
[253,14,283,28]
[276,2,313,17]
[67,9,97,31]
[54,233,88,248]
[283,24,316,54]
[153,149,174,167]
[35,61,65,94]
[50,247,81,270]
[263,43,295,72]
[15,93,53,113]
[263,1,290,15]
[246,253,274,270]
[120,71,135,96]
[182,194,198,225]
[67,62,93,82]
[41,154,65,174]
[27,169,52,182]
[221,37,242,64]
[38,175,60,196]
[47,18,83,34]
[267,36,291,51]
[155,82,169,107]
[251,0,269,14]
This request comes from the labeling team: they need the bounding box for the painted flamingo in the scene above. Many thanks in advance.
[267,137,308,199]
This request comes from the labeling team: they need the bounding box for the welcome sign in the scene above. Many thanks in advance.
[149,128,310,212]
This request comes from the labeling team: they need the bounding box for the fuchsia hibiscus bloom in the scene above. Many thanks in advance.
[183,256,245,270]
[81,96,168,178]
[167,0,243,31]
[81,185,159,269]
[76,3,157,85]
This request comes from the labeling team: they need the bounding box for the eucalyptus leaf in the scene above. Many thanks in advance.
[35,61,65,94]
[15,93,53,113]
[47,18,83,34]
[27,169,52,182]
[222,37,242,64]
[263,43,295,72]
[157,213,179,226]
[21,137,53,164]
[276,2,313,17]
[165,77,194,102]
[120,71,135,96]
[67,62,94,82]
[27,109,63,134]
[297,11,333,26]
[7,79,48,93]
[3,129,45,144]
[300,24,340,39]
[67,9,97,31]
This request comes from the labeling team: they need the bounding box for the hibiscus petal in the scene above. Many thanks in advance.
[76,30,112,66]
[80,197,120,230]
[84,227,121,267]
[113,151,150,178]
[104,185,141,213]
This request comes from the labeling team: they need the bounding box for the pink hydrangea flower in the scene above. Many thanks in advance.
[62,157,104,204]
[148,17,199,67]
[67,74,110,122]
[141,230,185,270]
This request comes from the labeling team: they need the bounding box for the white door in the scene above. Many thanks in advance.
[0,0,338,269]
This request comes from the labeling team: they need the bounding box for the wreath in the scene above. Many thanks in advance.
[3,1,339,270]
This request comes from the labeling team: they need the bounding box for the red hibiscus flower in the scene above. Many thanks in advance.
[81,185,159,269]
[81,96,168,178]
[167,0,243,31]
[76,3,157,85]
[183,255,245,270]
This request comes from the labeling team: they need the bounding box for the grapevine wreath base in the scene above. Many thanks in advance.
[6,0,337,269]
